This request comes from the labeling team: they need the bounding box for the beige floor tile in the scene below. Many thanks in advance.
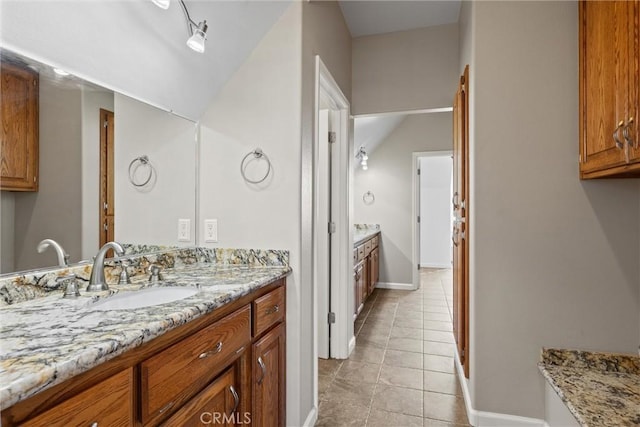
[367,409,423,427]
[391,326,423,340]
[383,349,423,369]
[387,337,423,353]
[423,371,461,395]
[324,378,376,407]
[349,344,386,364]
[336,360,382,384]
[423,330,455,344]
[423,354,455,374]
[371,384,423,417]
[423,298,448,307]
[424,312,452,322]
[318,374,333,401]
[316,400,370,427]
[423,392,469,424]
[319,358,343,377]
[423,320,453,332]
[423,306,450,314]
[357,332,389,349]
[423,417,470,426]
[379,365,424,390]
[394,318,424,329]
[423,341,456,357]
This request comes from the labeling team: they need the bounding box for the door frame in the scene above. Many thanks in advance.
[312,55,352,408]
[411,150,453,290]
[99,109,115,248]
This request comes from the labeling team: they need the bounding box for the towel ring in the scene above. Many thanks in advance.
[240,148,272,184]
[128,155,153,187]
[363,191,375,204]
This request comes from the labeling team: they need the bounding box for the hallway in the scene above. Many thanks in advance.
[317,268,470,426]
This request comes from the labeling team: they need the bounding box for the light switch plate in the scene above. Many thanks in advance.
[178,219,191,242]
[204,219,218,243]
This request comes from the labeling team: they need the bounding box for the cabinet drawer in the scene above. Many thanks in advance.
[253,286,285,337]
[141,305,251,424]
[364,240,372,256]
[22,368,133,427]
[353,248,358,263]
[357,245,364,261]
[161,366,239,427]
[372,236,379,248]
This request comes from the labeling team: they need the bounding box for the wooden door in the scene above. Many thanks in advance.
[0,62,39,191]
[252,323,285,427]
[452,66,469,378]
[99,109,115,247]
[580,1,634,176]
[162,367,240,427]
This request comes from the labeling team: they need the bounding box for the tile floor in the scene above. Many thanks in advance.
[317,268,470,427]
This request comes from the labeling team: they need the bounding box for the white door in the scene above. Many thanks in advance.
[317,109,331,358]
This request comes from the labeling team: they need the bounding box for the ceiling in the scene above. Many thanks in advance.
[339,0,462,37]
[354,114,407,157]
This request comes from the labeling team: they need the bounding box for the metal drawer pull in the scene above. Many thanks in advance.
[613,120,625,149]
[90,423,98,427]
[158,401,175,415]
[257,356,266,385]
[265,304,279,315]
[199,341,223,359]
[229,385,240,414]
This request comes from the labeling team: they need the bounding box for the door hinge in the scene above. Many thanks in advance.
[103,222,108,231]
[417,216,420,223]
[328,222,336,234]
[328,312,336,324]
[417,263,420,270]
[103,202,108,211]
[417,168,421,175]
[103,120,108,128]
[461,349,465,358]
[328,132,336,143]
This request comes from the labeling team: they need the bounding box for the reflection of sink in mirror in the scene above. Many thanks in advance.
[92,286,198,311]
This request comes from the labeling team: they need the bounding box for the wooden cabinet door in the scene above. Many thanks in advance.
[252,323,285,427]
[161,367,241,427]
[629,1,640,164]
[354,261,364,315]
[369,247,379,294]
[21,368,133,427]
[580,1,639,177]
[0,62,39,191]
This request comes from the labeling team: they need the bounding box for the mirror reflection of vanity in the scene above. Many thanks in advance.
[0,49,197,274]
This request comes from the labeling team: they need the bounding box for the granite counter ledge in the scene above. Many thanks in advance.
[354,224,380,246]
[538,348,640,427]
[0,262,291,410]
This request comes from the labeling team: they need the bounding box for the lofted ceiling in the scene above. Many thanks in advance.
[354,114,407,158]
[339,0,462,37]
[0,0,291,120]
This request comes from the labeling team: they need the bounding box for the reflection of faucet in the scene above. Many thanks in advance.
[37,239,69,266]
[87,241,125,292]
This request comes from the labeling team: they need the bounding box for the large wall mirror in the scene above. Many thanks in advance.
[0,49,197,274]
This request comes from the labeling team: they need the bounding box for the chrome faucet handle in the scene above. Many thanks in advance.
[148,265,164,284]
[116,259,132,285]
[57,274,80,299]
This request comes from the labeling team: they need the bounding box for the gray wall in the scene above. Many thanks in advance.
[0,193,15,272]
[354,113,452,284]
[461,0,640,419]
[352,23,459,115]
[13,80,83,271]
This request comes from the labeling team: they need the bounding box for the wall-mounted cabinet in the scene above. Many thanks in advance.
[1,62,39,191]
[579,0,640,179]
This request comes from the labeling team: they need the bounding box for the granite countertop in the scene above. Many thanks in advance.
[538,348,640,427]
[354,224,380,247]
[0,262,291,410]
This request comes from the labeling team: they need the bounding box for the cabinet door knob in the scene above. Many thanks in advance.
[613,120,625,149]
[229,385,240,414]
[257,356,267,385]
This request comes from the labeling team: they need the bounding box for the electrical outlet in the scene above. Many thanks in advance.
[204,219,218,243]
[178,219,191,242]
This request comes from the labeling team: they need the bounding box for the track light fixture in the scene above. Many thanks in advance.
[151,0,208,53]
[356,146,369,170]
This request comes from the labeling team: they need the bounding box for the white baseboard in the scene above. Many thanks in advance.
[348,335,356,356]
[375,281,413,290]
[302,406,318,427]
[454,351,545,427]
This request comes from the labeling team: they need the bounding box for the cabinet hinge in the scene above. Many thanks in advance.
[328,132,336,143]
[103,120,108,128]
[328,312,336,324]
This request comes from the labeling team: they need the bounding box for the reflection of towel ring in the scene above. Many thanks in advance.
[128,155,153,187]
[240,148,272,184]
[363,191,375,204]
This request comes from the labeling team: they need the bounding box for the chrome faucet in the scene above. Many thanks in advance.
[37,239,69,267]
[87,241,125,292]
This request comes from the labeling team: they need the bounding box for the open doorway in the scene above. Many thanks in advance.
[412,151,453,290]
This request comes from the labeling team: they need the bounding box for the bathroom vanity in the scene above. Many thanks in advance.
[353,225,380,317]
[0,247,290,426]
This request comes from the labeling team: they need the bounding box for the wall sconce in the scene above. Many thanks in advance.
[151,0,208,53]
[356,146,369,170]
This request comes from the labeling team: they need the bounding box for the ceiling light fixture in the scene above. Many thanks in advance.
[356,146,369,170]
[151,0,208,53]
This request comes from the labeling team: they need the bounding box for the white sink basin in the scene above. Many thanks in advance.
[93,286,198,311]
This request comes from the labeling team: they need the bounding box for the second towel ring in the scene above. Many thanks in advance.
[128,155,153,187]
[240,148,272,184]
[363,191,375,204]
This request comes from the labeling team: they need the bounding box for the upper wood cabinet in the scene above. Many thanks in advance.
[580,1,640,178]
[1,62,39,191]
